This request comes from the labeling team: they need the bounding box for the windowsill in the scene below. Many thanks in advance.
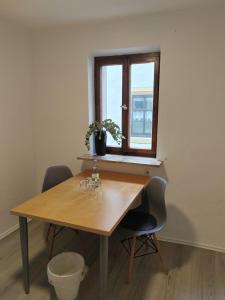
[77,154,162,167]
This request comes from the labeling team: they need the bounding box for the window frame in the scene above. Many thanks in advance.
[94,52,160,157]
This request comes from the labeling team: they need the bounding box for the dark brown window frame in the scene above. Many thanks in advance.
[95,52,160,157]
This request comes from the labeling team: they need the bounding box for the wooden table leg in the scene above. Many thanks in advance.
[19,217,30,294]
[100,235,108,300]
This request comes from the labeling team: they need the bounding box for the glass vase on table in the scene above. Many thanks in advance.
[91,160,101,189]
[79,160,101,191]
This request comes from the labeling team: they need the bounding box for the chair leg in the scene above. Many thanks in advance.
[127,236,137,283]
[48,225,57,260]
[75,230,86,255]
[152,233,168,275]
[46,224,52,242]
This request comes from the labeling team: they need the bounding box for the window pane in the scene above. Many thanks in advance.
[145,111,152,134]
[132,111,144,135]
[146,96,153,109]
[101,65,122,147]
[133,97,144,109]
[129,63,154,150]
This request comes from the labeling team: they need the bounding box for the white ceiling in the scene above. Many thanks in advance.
[0,0,222,27]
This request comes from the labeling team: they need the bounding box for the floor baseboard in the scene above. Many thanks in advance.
[1,223,225,254]
[0,219,32,241]
[159,235,225,254]
[0,223,20,241]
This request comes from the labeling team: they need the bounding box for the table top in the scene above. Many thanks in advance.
[11,170,149,236]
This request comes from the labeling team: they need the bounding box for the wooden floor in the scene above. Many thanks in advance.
[0,221,224,300]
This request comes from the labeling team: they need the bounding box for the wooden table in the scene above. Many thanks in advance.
[11,170,149,300]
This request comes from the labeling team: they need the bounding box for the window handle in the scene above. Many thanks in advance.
[120,104,128,110]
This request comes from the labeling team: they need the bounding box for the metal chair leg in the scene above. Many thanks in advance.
[127,236,137,283]
[152,233,168,275]
[46,224,52,242]
[76,230,87,255]
[48,225,57,260]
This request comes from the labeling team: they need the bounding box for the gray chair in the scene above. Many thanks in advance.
[42,165,74,259]
[119,176,167,282]
[42,165,73,193]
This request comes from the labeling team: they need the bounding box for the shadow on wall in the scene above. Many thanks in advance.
[80,160,197,269]
[159,203,197,270]
[80,159,169,179]
[147,162,168,180]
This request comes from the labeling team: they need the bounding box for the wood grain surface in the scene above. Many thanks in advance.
[11,170,149,236]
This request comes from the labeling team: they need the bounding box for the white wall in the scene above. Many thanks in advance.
[0,19,36,238]
[31,4,225,252]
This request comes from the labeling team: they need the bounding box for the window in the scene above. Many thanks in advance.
[95,53,160,157]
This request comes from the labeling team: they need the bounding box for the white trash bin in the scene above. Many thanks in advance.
[47,252,87,300]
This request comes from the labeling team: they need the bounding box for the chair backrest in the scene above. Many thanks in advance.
[143,176,167,229]
[42,165,73,193]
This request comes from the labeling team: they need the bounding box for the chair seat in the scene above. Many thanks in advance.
[120,211,157,232]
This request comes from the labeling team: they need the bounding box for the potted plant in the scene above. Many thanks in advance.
[85,119,124,156]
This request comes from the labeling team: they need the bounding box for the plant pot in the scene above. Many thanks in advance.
[95,131,107,156]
